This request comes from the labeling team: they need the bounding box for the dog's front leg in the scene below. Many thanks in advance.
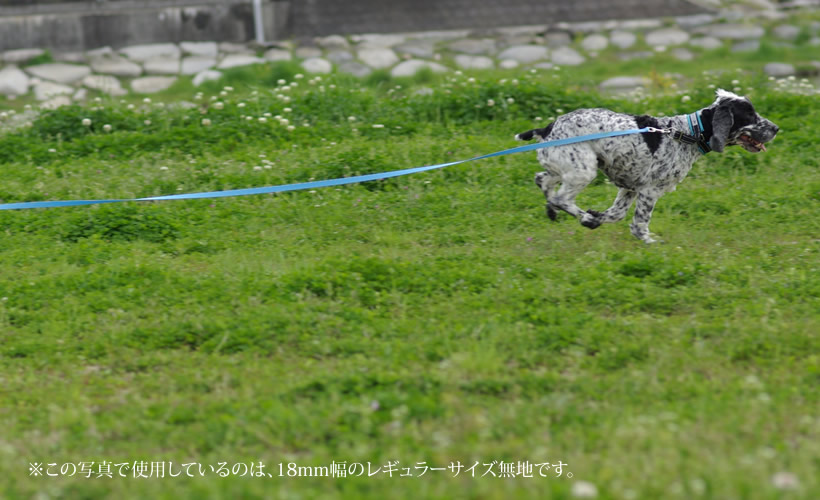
[630,189,663,244]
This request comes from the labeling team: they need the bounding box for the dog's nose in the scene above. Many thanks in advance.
[773,124,779,134]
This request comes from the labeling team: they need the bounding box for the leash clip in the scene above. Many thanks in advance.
[645,127,671,134]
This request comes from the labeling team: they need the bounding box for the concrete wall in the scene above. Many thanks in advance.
[0,0,708,53]
[0,1,288,52]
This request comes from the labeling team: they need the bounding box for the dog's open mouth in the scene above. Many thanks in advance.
[738,134,767,153]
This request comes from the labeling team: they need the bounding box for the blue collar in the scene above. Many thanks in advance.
[686,111,711,155]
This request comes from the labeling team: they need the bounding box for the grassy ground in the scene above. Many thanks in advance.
[1,20,818,500]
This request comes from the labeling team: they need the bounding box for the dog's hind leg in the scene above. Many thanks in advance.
[547,154,598,220]
[534,171,561,220]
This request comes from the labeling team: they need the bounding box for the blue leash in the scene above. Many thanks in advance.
[0,127,658,211]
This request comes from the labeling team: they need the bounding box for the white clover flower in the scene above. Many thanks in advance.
[238,102,246,108]
[48,148,57,153]
[348,116,357,122]
[258,117,267,123]
[771,472,800,490]
[283,107,292,113]
[507,97,515,105]
[486,99,495,107]
[277,79,286,85]
[246,116,253,121]
[224,86,234,92]
[201,118,211,126]
[281,86,291,92]
[329,84,336,89]
[144,120,151,126]
[732,79,740,85]
[102,124,112,132]
[571,481,598,498]
[253,166,263,171]
[681,95,691,103]
[219,91,228,97]
[303,122,310,127]
[82,118,92,127]
[291,82,299,88]
[372,124,385,128]
[467,77,476,83]
[535,116,542,121]
[160,166,169,171]
[213,102,224,110]
[287,125,295,131]
[283,96,291,103]
[264,112,272,117]
[295,73,304,79]
[279,118,289,126]
[143,98,151,104]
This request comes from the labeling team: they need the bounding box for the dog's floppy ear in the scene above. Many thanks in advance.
[710,102,734,153]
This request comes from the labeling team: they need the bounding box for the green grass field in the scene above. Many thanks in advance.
[1,22,819,499]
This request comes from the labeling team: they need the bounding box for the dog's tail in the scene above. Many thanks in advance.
[515,122,554,141]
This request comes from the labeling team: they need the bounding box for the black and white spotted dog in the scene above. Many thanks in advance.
[516,89,779,243]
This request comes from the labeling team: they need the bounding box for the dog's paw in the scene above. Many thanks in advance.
[547,204,558,221]
[580,210,603,229]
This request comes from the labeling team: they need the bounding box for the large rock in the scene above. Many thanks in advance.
[732,40,760,52]
[763,62,796,77]
[338,61,372,78]
[544,32,572,48]
[89,55,142,77]
[672,48,694,61]
[2,48,45,64]
[353,33,406,48]
[390,60,448,78]
[697,24,765,40]
[497,45,549,63]
[0,65,30,96]
[192,70,222,87]
[394,40,436,59]
[645,28,690,46]
[600,76,651,91]
[357,48,399,69]
[316,35,349,49]
[301,58,333,74]
[773,24,800,41]
[34,81,74,101]
[181,56,216,75]
[264,48,292,62]
[217,54,265,69]
[326,50,354,64]
[131,76,177,94]
[689,37,723,50]
[144,57,180,75]
[448,38,496,55]
[180,41,219,57]
[610,31,637,49]
[120,43,181,62]
[82,74,126,95]
[219,42,253,54]
[294,47,322,59]
[581,34,608,51]
[551,47,586,66]
[454,55,494,70]
[26,63,91,84]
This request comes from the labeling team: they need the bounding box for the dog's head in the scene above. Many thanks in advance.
[707,89,779,153]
